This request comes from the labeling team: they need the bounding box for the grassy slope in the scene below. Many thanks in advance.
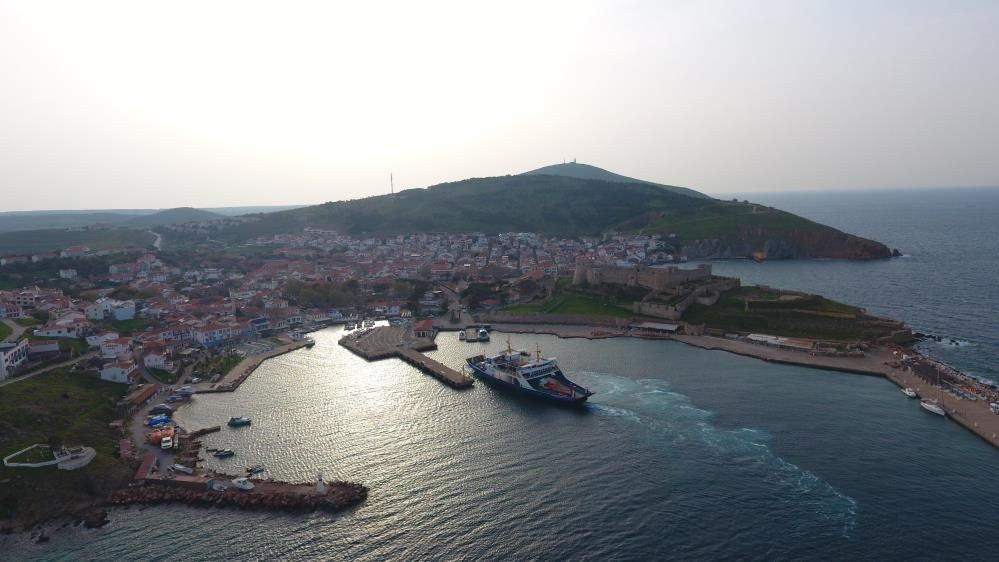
[682,286,887,341]
[0,322,11,341]
[0,369,132,524]
[0,229,155,255]
[505,279,638,318]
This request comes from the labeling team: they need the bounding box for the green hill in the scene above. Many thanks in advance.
[523,162,709,199]
[220,174,890,259]
[122,207,224,228]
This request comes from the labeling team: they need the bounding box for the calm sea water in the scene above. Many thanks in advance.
[8,188,999,560]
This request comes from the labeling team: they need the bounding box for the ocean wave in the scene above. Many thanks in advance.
[585,373,858,536]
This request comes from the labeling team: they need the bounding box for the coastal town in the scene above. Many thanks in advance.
[2,225,998,535]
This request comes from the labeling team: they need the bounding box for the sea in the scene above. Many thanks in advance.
[7,187,999,561]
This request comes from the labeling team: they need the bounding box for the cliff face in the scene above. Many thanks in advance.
[682,226,892,260]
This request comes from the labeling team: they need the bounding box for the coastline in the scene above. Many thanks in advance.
[489,322,999,449]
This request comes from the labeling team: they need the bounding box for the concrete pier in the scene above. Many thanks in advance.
[339,326,473,389]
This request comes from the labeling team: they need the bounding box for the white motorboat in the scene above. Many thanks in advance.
[902,387,917,398]
[231,477,255,491]
[171,464,194,475]
[920,399,946,416]
[459,331,466,341]
[477,328,490,342]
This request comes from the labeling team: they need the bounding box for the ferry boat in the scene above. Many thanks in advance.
[902,387,917,398]
[466,338,593,403]
[920,399,946,416]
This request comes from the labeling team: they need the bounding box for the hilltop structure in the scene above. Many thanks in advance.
[573,260,712,291]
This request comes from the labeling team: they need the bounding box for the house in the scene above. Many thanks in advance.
[0,256,28,266]
[192,323,231,346]
[111,301,136,321]
[414,319,434,338]
[143,349,172,371]
[86,331,119,348]
[86,298,113,320]
[33,323,81,339]
[101,337,133,359]
[59,269,78,279]
[100,360,138,384]
[0,339,29,381]
[0,302,23,319]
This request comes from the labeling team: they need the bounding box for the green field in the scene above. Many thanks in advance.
[0,228,154,255]
[505,279,637,318]
[0,369,132,525]
[682,286,886,341]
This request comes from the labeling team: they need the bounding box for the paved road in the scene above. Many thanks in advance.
[0,350,98,387]
[1,318,26,342]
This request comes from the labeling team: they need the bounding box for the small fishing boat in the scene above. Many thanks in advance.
[247,464,266,474]
[172,464,194,475]
[213,448,235,458]
[228,416,252,427]
[459,331,466,341]
[920,399,946,416]
[231,477,255,491]
[902,387,917,398]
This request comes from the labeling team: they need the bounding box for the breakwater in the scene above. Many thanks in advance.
[108,479,367,512]
[198,339,312,394]
[339,326,473,389]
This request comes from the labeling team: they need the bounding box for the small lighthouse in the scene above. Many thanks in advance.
[316,472,327,494]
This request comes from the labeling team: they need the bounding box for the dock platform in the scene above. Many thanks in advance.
[339,326,473,389]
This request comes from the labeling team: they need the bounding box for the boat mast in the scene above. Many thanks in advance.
[506,335,513,355]
[536,343,542,362]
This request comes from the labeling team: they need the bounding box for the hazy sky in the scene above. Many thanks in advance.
[2,1,997,211]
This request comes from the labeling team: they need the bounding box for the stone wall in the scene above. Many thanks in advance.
[573,261,712,291]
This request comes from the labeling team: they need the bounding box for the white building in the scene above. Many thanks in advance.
[100,361,137,384]
[86,331,119,348]
[111,301,136,321]
[0,339,29,380]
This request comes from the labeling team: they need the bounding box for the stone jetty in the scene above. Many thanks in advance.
[108,479,367,512]
[340,326,473,389]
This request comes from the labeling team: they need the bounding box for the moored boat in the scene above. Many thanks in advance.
[477,328,490,342]
[228,416,252,427]
[247,464,266,474]
[231,477,255,491]
[466,338,592,403]
[902,387,917,398]
[172,464,194,474]
[213,448,235,458]
[920,399,946,416]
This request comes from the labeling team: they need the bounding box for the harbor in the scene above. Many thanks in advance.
[339,325,474,389]
[116,444,366,513]
[196,338,314,394]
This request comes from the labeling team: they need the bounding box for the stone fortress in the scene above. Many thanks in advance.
[572,260,713,291]
[573,259,739,321]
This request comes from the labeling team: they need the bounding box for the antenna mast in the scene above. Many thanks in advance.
[390,173,394,195]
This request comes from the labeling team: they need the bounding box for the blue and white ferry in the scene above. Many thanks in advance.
[466,338,593,403]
